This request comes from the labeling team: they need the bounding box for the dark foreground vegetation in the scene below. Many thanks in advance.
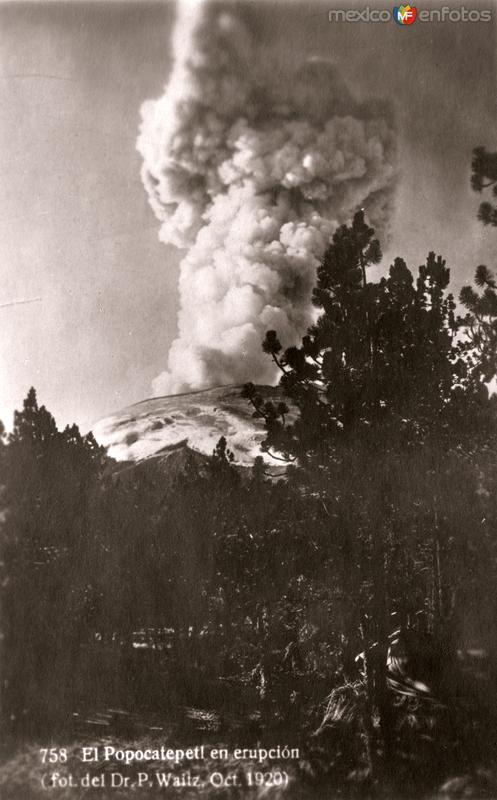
[2,150,497,798]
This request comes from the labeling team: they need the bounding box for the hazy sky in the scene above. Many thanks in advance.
[1,0,496,431]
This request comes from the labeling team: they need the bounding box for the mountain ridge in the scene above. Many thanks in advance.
[92,384,293,466]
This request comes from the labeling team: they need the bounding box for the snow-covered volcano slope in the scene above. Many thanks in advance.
[93,384,292,465]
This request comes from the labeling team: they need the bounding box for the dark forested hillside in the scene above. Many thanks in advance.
[2,206,497,799]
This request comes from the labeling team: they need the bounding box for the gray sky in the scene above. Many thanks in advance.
[1,0,496,431]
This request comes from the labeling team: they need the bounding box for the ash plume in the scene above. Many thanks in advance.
[137,0,396,395]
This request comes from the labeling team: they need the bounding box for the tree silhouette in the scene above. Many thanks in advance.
[1,388,106,737]
[245,210,497,772]
[471,146,497,226]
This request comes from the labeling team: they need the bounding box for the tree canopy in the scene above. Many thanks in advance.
[472,145,497,226]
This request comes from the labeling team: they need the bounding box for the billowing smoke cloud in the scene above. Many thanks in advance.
[137,0,396,395]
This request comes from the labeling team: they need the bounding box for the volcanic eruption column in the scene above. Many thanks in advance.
[137,0,396,395]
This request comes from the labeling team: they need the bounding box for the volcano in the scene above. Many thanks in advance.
[92,384,293,466]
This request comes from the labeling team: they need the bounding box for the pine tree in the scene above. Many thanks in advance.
[1,388,106,738]
[244,210,497,770]
[471,146,497,226]
[460,264,497,384]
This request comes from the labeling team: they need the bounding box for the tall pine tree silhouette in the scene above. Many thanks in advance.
[244,210,497,771]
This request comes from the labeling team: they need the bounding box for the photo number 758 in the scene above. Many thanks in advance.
[39,749,68,764]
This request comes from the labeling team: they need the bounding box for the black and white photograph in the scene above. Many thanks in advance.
[1,0,497,797]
